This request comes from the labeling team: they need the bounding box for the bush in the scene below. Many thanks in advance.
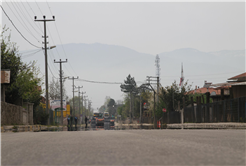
[33,105,49,125]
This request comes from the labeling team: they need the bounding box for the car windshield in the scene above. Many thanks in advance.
[94,113,103,117]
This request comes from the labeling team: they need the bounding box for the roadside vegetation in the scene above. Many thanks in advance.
[1,26,46,124]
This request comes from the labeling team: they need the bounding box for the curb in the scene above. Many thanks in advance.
[1,125,67,133]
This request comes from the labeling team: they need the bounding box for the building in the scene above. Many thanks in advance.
[228,72,246,98]
[211,72,246,99]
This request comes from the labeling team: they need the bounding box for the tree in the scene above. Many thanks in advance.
[107,98,116,116]
[1,26,43,109]
[12,61,43,108]
[68,96,87,116]
[120,74,137,120]
[49,76,67,100]
[157,80,192,118]
[99,105,106,113]
[120,74,137,93]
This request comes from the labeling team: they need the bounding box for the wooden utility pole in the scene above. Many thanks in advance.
[35,15,55,125]
[54,59,67,125]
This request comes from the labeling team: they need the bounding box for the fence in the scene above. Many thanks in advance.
[162,96,246,124]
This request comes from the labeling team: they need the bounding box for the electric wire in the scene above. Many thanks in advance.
[20,48,41,54]
[77,78,122,84]
[46,0,53,16]
[12,0,42,36]
[48,50,59,72]
[5,2,31,33]
[50,20,78,75]
[34,0,43,16]
[20,1,43,33]
[46,0,78,77]
[163,71,243,78]
[21,49,42,59]
[42,50,59,78]
[26,0,43,32]
[8,1,41,42]
[0,5,41,48]
[47,26,61,59]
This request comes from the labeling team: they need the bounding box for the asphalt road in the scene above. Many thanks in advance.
[1,129,245,166]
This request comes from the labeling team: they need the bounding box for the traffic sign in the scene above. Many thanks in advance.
[162,108,166,112]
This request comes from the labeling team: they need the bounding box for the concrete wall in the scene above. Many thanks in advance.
[1,101,33,125]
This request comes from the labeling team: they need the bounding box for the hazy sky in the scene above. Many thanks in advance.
[1,1,245,110]
[2,1,245,54]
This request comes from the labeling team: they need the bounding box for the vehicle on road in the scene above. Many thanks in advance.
[103,112,115,129]
[92,112,104,128]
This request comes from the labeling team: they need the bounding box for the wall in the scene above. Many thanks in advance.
[1,101,33,125]
[232,85,246,98]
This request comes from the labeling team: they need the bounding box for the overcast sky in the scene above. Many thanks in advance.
[2,1,245,54]
[2,1,245,110]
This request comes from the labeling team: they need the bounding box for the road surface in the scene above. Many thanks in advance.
[1,129,245,165]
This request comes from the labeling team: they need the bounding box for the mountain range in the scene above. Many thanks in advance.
[21,43,245,109]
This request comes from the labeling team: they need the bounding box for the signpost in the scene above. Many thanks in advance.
[162,108,166,112]
[162,108,166,128]
[1,70,10,102]
[50,100,66,111]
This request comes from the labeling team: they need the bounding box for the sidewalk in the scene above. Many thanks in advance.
[167,122,246,129]
[115,122,246,129]
[1,124,86,133]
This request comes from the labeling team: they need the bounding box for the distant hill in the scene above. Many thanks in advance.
[20,43,245,108]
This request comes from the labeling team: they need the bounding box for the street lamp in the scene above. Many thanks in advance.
[49,46,56,49]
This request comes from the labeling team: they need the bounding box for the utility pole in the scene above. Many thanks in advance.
[68,76,79,117]
[89,100,92,116]
[81,92,86,124]
[54,59,67,125]
[146,77,158,129]
[157,76,159,104]
[155,54,160,104]
[84,96,88,116]
[75,86,83,125]
[35,15,55,124]
[81,92,86,119]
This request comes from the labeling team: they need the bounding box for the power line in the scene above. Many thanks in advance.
[9,1,41,42]
[162,71,243,78]
[45,1,75,75]
[53,21,78,75]
[46,0,53,16]
[77,78,122,84]
[1,5,41,48]
[26,0,43,33]
[47,26,61,59]
[34,0,43,16]
[45,0,77,76]
[20,1,43,33]
[21,49,42,59]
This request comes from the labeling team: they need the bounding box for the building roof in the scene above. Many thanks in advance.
[231,82,246,86]
[228,72,246,81]
[210,82,235,87]
[189,87,221,95]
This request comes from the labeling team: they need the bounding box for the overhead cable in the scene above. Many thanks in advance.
[77,78,122,84]
[0,5,41,48]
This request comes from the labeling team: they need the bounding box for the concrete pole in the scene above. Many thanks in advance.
[182,97,185,130]
[54,59,67,125]
[35,16,55,125]
[129,92,132,123]
[157,76,159,104]
[140,94,142,128]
